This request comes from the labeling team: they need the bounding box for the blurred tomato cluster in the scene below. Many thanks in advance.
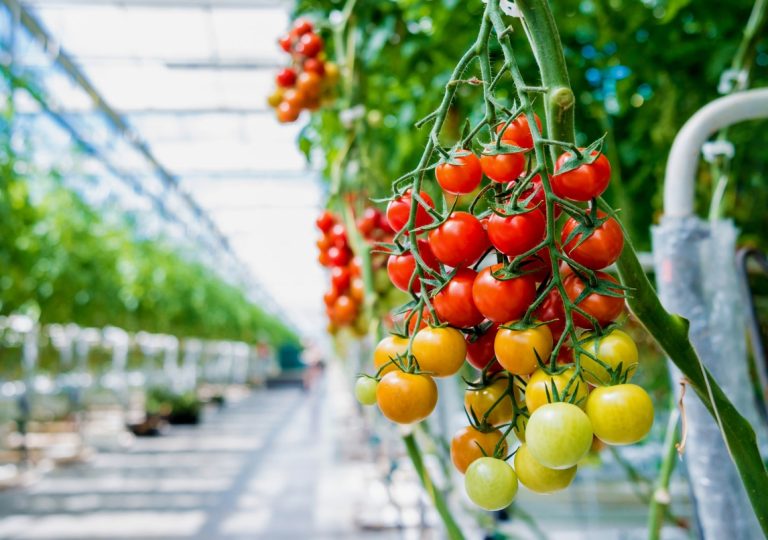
[268,19,339,123]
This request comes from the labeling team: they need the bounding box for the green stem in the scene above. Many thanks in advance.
[517,0,768,533]
[402,433,465,540]
[648,406,681,540]
[516,0,575,161]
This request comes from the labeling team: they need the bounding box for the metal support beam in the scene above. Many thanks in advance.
[2,0,299,333]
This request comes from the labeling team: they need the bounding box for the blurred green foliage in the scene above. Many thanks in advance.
[294,0,766,248]
[0,95,298,346]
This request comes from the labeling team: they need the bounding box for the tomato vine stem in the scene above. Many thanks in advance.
[402,432,466,540]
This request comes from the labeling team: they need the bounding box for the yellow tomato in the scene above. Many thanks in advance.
[412,326,467,377]
[376,371,438,424]
[514,443,577,493]
[524,367,589,413]
[373,335,408,375]
[464,375,519,427]
[576,329,638,385]
[495,323,553,375]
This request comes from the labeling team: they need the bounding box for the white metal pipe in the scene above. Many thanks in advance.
[664,88,768,217]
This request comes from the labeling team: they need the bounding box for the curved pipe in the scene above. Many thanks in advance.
[664,88,768,217]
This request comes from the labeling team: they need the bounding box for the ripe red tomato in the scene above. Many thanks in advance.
[316,210,336,233]
[316,235,332,251]
[296,71,322,98]
[387,240,439,293]
[276,101,300,123]
[466,323,501,372]
[480,151,525,183]
[561,212,624,270]
[433,268,485,328]
[296,33,323,57]
[330,266,351,291]
[356,207,380,237]
[428,212,488,268]
[332,295,357,324]
[552,150,611,201]
[472,264,537,323]
[435,151,483,195]
[328,223,348,248]
[275,67,297,88]
[292,18,314,36]
[496,113,543,149]
[386,190,434,232]
[278,34,292,52]
[303,58,325,76]
[563,271,624,327]
[323,287,339,307]
[281,88,305,109]
[327,246,352,266]
[487,208,546,257]
[317,250,331,267]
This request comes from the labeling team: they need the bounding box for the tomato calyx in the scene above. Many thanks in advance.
[552,137,606,176]
[541,372,588,408]
[561,212,613,252]
[480,141,527,157]
[574,333,637,386]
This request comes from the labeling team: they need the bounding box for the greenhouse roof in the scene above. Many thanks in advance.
[13,0,327,343]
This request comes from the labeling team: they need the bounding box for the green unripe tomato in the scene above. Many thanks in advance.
[464,457,518,511]
[525,402,593,470]
[354,377,378,406]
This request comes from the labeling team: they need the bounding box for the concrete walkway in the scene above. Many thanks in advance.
[0,381,411,540]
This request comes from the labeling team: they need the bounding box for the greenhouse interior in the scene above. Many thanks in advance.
[0,0,767,539]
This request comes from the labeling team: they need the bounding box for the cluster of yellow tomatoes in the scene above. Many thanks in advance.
[268,19,339,123]
[355,112,655,512]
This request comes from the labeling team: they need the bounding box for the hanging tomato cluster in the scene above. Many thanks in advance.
[355,107,655,512]
[315,208,395,335]
[268,19,339,123]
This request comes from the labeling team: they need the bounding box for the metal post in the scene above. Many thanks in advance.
[654,88,768,539]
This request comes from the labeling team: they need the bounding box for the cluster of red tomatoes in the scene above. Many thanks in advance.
[355,112,654,511]
[316,208,394,334]
[268,19,339,123]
